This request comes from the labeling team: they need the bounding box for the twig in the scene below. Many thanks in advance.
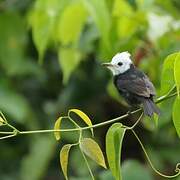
[0,87,177,137]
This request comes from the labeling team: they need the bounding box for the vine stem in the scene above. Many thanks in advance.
[0,134,16,140]
[126,112,144,130]
[0,89,177,137]
[79,146,95,180]
[0,86,179,179]
[131,129,180,178]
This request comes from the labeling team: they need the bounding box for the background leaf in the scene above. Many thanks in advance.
[60,144,73,180]
[174,52,180,97]
[0,84,32,124]
[83,0,111,50]
[29,0,61,63]
[106,123,126,180]
[56,1,87,46]
[80,138,106,168]
[58,47,81,84]
[173,97,180,138]
[54,116,63,140]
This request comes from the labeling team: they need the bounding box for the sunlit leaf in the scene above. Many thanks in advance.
[29,0,61,63]
[69,109,93,136]
[136,0,154,11]
[174,52,180,98]
[58,47,81,83]
[113,0,133,17]
[80,138,106,168]
[161,53,178,95]
[60,144,73,180]
[57,1,87,45]
[0,117,4,126]
[83,0,110,48]
[54,117,63,141]
[106,123,126,180]
[0,111,6,123]
[173,97,180,138]
[113,0,144,39]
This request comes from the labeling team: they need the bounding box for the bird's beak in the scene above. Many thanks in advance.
[101,63,113,67]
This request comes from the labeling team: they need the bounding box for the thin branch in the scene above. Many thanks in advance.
[80,147,95,180]
[131,130,180,178]
[0,88,177,137]
[127,112,144,129]
[0,131,14,134]
[0,134,16,140]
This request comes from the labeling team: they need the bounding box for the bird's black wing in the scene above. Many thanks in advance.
[116,72,156,98]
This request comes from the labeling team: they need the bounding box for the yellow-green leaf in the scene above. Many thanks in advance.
[174,52,180,98]
[161,53,178,95]
[57,1,87,45]
[106,123,126,180]
[80,138,106,168]
[69,109,94,136]
[113,0,133,17]
[0,116,4,125]
[29,0,61,63]
[0,111,7,122]
[54,117,63,140]
[173,97,180,138]
[58,47,81,84]
[60,144,73,180]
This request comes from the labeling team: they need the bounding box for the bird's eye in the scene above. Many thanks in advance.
[118,62,123,66]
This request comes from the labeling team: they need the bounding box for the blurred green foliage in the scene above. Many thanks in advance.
[0,0,180,179]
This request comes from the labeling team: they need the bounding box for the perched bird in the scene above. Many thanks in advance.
[102,51,160,117]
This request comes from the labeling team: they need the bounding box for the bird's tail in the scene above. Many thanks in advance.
[142,99,160,117]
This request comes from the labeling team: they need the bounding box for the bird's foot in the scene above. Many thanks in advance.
[127,110,132,116]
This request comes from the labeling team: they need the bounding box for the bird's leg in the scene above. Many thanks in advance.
[127,106,134,116]
[127,110,132,116]
[127,105,139,116]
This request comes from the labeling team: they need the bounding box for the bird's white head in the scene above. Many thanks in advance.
[102,51,133,75]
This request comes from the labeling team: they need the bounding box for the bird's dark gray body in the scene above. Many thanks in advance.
[114,64,160,117]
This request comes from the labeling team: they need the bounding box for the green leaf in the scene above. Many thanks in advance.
[60,144,73,180]
[161,53,178,95]
[0,12,29,76]
[57,1,87,45]
[113,0,145,39]
[58,47,81,83]
[69,109,94,137]
[80,138,106,168]
[174,52,180,98]
[83,0,110,48]
[29,0,61,63]
[0,84,32,124]
[106,123,126,180]
[116,16,139,39]
[173,97,180,138]
[113,0,133,17]
[54,117,63,141]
